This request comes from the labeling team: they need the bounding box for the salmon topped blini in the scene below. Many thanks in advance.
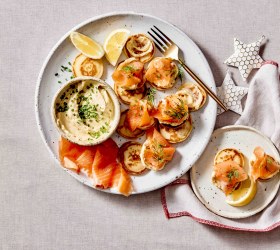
[212,160,248,195]
[140,127,175,171]
[125,100,155,131]
[153,94,189,126]
[112,58,145,90]
[117,110,145,139]
[145,57,178,90]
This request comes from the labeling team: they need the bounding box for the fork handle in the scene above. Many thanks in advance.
[178,59,228,111]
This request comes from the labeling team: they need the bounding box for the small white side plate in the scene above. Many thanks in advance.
[190,125,280,219]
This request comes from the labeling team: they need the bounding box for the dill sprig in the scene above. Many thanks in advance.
[267,157,273,164]
[164,98,188,120]
[151,142,164,163]
[147,87,156,105]
[178,65,183,83]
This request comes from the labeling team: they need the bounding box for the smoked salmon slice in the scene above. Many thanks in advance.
[92,151,118,189]
[63,157,79,171]
[117,167,133,196]
[150,128,170,147]
[126,100,154,131]
[163,148,176,161]
[91,139,119,177]
[251,146,280,180]
[58,137,133,196]
[265,156,280,179]
[92,150,132,196]
[59,137,88,172]
[212,160,248,195]
[59,137,87,162]
[76,149,96,176]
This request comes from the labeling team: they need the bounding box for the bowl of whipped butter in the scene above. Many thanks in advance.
[52,76,120,146]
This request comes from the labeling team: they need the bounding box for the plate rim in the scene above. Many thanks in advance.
[34,11,217,195]
[190,124,280,219]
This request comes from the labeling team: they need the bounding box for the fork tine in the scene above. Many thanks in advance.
[150,28,171,47]
[153,41,165,54]
[147,31,166,53]
[153,26,173,45]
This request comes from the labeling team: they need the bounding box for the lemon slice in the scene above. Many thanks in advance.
[103,29,130,66]
[226,176,257,207]
[70,32,104,59]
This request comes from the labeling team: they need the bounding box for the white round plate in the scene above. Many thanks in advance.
[190,125,280,219]
[35,12,217,195]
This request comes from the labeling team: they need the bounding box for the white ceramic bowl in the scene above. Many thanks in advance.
[51,76,120,146]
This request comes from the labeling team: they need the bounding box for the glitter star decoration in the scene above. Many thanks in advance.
[217,72,248,115]
[224,36,265,81]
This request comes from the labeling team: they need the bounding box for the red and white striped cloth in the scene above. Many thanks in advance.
[161,61,280,231]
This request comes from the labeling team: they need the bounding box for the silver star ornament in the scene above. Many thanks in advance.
[217,72,248,115]
[224,36,265,80]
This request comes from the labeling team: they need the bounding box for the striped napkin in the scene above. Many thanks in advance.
[161,61,280,231]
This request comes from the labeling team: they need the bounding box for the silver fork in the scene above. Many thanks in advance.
[148,26,228,111]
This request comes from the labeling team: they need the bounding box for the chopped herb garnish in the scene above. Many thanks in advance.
[100,125,109,134]
[79,95,88,102]
[227,169,239,181]
[78,103,99,120]
[61,65,72,72]
[58,81,62,84]
[68,62,71,66]
[122,65,135,72]
[56,102,68,112]
[55,73,59,77]
[88,131,101,139]
[60,93,66,100]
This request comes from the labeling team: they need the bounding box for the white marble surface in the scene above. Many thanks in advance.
[1,0,280,249]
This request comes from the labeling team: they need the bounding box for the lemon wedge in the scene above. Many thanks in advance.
[226,176,257,207]
[103,29,130,66]
[70,31,104,59]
